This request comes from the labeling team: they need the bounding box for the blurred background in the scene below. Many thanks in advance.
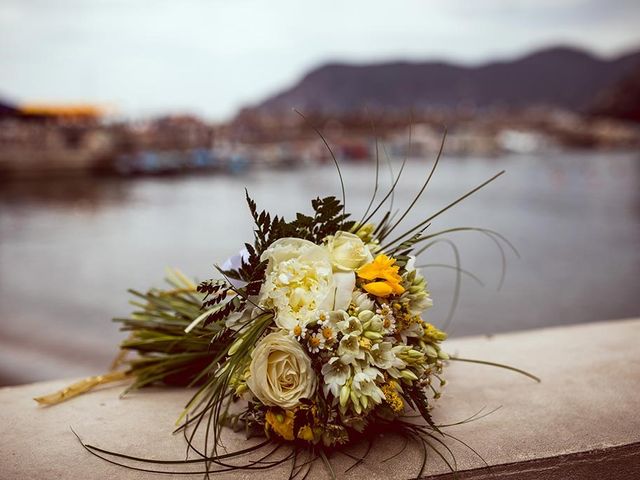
[1,1,639,386]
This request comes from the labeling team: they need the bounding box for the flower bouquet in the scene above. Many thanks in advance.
[36,131,538,478]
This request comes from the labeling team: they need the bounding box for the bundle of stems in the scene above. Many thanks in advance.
[113,268,237,389]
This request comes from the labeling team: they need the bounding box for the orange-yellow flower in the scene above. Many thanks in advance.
[357,254,405,297]
[265,408,320,443]
[265,409,295,440]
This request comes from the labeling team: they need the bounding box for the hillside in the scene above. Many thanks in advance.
[247,46,640,115]
[591,64,640,122]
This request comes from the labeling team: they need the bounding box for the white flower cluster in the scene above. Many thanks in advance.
[258,237,357,330]
[244,229,445,427]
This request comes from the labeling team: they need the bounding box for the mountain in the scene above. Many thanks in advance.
[247,46,640,115]
[591,64,640,122]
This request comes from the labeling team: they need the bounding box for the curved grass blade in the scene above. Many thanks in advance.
[358,118,381,226]
[449,357,541,383]
[382,130,447,240]
[361,148,407,229]
[381,170,506,250]
[417,263,485,287]
[380,433,410,463]
[441,431,494,477]
[344,436,373,473]
[413,238,463,331]
[318,448,336,480]
[436,405,502,428]
[294,109,346,225]
[415,227,519,291]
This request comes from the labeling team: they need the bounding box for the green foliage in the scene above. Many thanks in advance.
[245,189,353,249]
[198,279,228,307]
[222,191,354,297]
[197,279,243,327]
[294,196,355,244]
[402,384,439,432]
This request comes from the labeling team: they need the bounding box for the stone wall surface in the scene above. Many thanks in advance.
[1,318,639,479]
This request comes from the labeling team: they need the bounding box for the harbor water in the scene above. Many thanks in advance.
[1,151,639,384]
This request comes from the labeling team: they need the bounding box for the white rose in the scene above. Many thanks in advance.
[325,231,373,272]
[258,238,354,330]
[247,331,317,408]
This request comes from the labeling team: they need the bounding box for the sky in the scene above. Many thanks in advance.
[2,0,640,120]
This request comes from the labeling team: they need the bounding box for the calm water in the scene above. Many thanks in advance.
[1,151,639,384]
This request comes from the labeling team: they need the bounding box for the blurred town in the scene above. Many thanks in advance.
[2,101,639,180]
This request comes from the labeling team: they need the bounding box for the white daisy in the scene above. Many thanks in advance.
[290,322,308,341]
[316,310,330,325]
[319,322,338,346]
[307,332,326,353]
[381,314,396,334]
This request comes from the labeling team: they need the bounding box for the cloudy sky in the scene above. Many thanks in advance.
[2,0,640,120]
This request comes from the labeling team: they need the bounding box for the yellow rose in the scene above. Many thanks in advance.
[247,331,317,409]
[325,231,373,272]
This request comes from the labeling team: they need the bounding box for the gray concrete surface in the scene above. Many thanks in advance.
[1,318,639,479]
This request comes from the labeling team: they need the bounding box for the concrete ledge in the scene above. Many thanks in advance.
[1,318,639,479]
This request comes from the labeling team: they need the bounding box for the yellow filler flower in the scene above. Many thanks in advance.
[265,408,319,443]
[357,254,405,297]
[265,409,295,441]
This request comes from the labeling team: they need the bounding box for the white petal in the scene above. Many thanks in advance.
[331,271,356,311]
